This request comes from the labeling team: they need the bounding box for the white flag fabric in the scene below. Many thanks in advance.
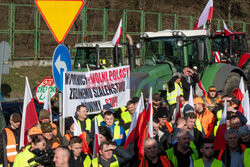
[111,19,122,46]
[193,0,213,30]
[72,116,82,136]
[93,117,100,158]
[242,91,250,128]
[188,86,194,108]
[223,21,233,36]
[146,87,153,137]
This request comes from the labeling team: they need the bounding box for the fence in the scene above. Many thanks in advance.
[0,3,249,60]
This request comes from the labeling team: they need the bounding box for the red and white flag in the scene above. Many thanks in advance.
[188,86,194,108]
[137,88,154,160]
[242,90,250,127]
[223,21,233,36]
[19,77,39,149]
[193,0,213,30]
[93,117,100,158]
[111,19,122,46]
[237,77,245,113]
[214,100,227,151]
[173,96,182,121]
[214,51,221,63]
[198,79,207,96]
[124,93,145,149]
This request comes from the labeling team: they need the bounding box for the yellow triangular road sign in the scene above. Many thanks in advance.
[35,0,84,43]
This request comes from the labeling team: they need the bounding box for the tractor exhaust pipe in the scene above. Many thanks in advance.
[126,34,136,70]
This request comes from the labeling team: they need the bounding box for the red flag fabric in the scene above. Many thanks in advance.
[237,77,245,113]
[124,94,145,149]
[198,79,207,96]
[214,100,227,151]
[93,117,100,158]
[242,90,250,128]
[223,21,233,36]
[193,0,213,30]
[20,77,39,149]
[111,19,122,46]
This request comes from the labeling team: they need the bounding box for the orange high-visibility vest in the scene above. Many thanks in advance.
[165,121,173,134]
[64,133,72,141]
[5,128,18,162]
[217,144,246,160]
[139,156,171,167]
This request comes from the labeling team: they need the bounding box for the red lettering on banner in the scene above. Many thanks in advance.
[105,96,118,107]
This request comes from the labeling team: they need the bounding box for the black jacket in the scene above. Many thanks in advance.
[181,73,199,100]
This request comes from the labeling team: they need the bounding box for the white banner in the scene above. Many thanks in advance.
[63,65,130,117]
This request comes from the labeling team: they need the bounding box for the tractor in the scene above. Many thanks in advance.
[73,30,247,98]
[210,31,250,88]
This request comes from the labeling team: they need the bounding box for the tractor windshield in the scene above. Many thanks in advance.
[143,36,209,72]
[74,48,98,70]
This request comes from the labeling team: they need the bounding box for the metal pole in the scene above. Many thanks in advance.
[59,92,65,136]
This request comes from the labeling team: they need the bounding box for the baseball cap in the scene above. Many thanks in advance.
[193,97,204,105]
[41,122,54,133]
[10,113,21,123]
[238,126,250,137]
[39,109,50,120]
[155,108,168,118]
[103,103,114,113]
[183,104,194,116]
[208,86,217,92]
[29,127,43,136]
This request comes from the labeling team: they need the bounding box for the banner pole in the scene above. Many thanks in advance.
[59,92,65,136]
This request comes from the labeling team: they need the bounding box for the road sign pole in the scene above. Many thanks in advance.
[59,92,65,136]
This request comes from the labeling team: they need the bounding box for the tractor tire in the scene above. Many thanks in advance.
[223,72,242,95]
[242,62,250,90]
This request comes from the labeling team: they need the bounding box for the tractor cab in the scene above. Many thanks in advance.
[140,30,210,73]
[73,41,122,71]
[211,31,249,64]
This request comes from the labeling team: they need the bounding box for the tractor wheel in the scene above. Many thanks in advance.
[242,62,250,90]
[223,72,243,95]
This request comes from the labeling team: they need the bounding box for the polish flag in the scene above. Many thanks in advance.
[111,19,122,46]
[193,0,213,30]
[237,77,245,113]
[138,88,154,160]
[72,116,91,154]
[223,21,233,36]
[242,90,250,128]
[19,77,39,149]
[214,51,221,63]
[173,96,182,121]
[43,89,52,121]
[124,93,145,149]
[188,86,194,108]
[146,87,153,137]
[214,100,227,150]
[198,79,207,96]
[93,117,100,158]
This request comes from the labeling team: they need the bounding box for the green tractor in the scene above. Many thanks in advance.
[73,29,247,98]
[210,31,250,89]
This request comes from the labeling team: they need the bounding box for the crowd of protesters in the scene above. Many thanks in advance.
[0,66,249,167]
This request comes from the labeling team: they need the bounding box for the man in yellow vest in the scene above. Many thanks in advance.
[68,136,91,167]
[75,105,93,137]
[194,138,224,167]
[1,113,21,166]
[95,103,114,126]
[101,111,126,146]
[166,130,199,167]
[92,141,132,167]
[119,100,135,135]
[167,72,183,120]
